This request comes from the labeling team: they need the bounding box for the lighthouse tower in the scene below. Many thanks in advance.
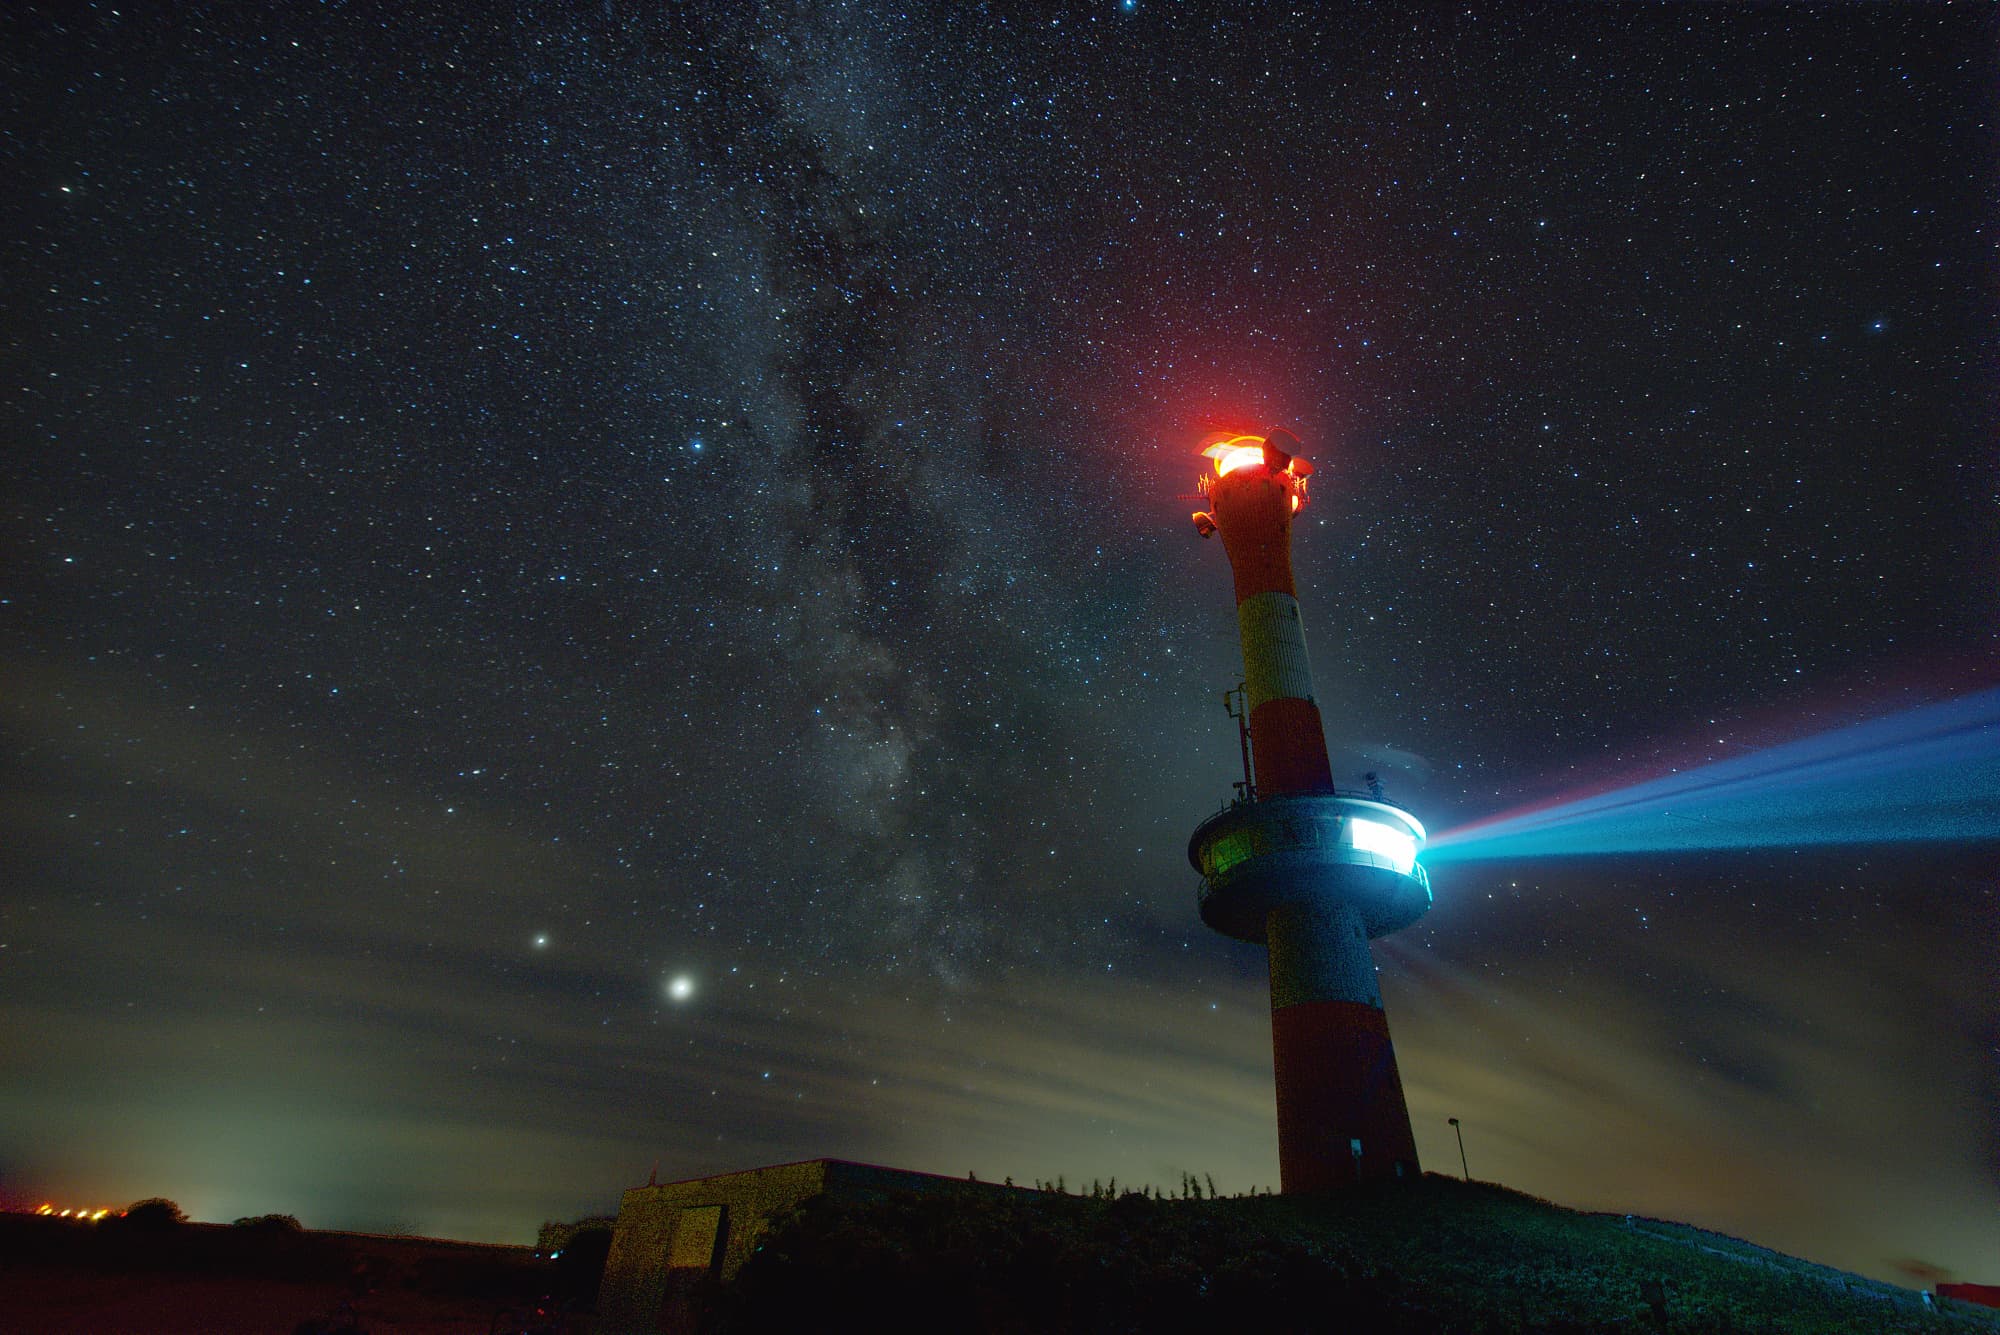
[1187,429,1432,1192]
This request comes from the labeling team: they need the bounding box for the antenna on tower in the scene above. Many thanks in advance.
[1225,685,1257,804]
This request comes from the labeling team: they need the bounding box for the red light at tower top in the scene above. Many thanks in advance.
[1203,433,1274,478]
[1191,432,1313,531]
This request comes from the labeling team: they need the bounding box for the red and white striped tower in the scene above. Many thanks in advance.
[1188,429,1432,1191]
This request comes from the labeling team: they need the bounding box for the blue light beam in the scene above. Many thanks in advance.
[1426,687,2000,864]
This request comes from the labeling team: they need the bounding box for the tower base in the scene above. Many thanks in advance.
[1271,999,1420,1190]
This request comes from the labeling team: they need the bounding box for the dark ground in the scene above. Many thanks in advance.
[9,1180,1997,1334]
[704,1175,2000,1335]
[0,1212,596,1334]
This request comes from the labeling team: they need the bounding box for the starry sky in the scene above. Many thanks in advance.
[3,1,1995,1287]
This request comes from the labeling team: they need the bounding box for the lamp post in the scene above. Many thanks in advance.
[1448,1117,1468,1181]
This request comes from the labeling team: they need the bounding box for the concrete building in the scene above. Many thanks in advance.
[1187,429,1433,1192]
[596,1159,1031,1334]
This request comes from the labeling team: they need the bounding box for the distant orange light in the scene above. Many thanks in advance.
[1202,433,1268,477]
[36,1201,114,1220]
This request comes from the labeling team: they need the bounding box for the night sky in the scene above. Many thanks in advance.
[4,2,1995,1287]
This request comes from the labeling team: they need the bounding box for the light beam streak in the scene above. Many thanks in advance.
[1426,687,2000,864]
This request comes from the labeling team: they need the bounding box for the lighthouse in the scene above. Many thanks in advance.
[1187,429,1432,1191]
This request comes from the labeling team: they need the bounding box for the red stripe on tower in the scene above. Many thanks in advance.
[1270,1001,1421,1190]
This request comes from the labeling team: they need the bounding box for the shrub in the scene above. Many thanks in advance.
[122,1198,186,1230]
[234,1213,303,1232]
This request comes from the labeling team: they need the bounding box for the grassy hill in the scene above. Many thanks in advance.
[702,1174,1996,1334]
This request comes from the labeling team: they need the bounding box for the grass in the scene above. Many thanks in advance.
[702,1173,1998,1334]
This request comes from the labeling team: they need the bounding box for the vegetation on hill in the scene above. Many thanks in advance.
[121,1197,188,1230]
[701,1175,1997,1334]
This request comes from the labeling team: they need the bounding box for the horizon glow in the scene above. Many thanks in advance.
[1426,687,2000,864]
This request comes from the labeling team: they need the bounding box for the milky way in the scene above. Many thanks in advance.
[2,4,1993,1283]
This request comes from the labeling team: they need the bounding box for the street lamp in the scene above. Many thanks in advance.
[1448,1117,1468,1181]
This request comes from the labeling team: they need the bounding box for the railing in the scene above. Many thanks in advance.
[1192,795,1429,886]
[1219,784,1399,814]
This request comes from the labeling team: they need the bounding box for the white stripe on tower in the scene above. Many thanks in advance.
[1236,591,1316,711]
